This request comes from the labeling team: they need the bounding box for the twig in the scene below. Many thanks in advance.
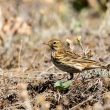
[77,36,87,56]
[70,95,94,110]
[18,40,23,69]
[1,69,9,94]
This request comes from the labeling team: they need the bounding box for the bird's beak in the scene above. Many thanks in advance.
[43,42,49,45]
[43,42,49,46]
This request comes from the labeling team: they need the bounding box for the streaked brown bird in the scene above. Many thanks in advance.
[46,39,108,80]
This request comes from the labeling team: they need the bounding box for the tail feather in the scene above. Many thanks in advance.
[101,64,110,70]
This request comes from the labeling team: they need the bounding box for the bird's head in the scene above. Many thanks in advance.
[47,39,64,51]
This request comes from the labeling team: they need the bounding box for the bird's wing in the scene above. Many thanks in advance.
[57,51,101,71]
[65,50,81,59]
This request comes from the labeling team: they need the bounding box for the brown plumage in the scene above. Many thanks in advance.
[47,39,107,80]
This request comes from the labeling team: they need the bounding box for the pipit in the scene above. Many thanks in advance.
[46,39,108,80]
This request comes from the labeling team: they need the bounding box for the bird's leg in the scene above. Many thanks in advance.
[68,73,73,80]
[68,73,80,80]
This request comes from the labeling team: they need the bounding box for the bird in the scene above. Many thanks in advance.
[46,39,108,80]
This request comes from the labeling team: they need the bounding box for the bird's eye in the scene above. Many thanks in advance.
[53,42,56,44]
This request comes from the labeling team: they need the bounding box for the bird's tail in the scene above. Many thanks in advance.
[102,64,110,70]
